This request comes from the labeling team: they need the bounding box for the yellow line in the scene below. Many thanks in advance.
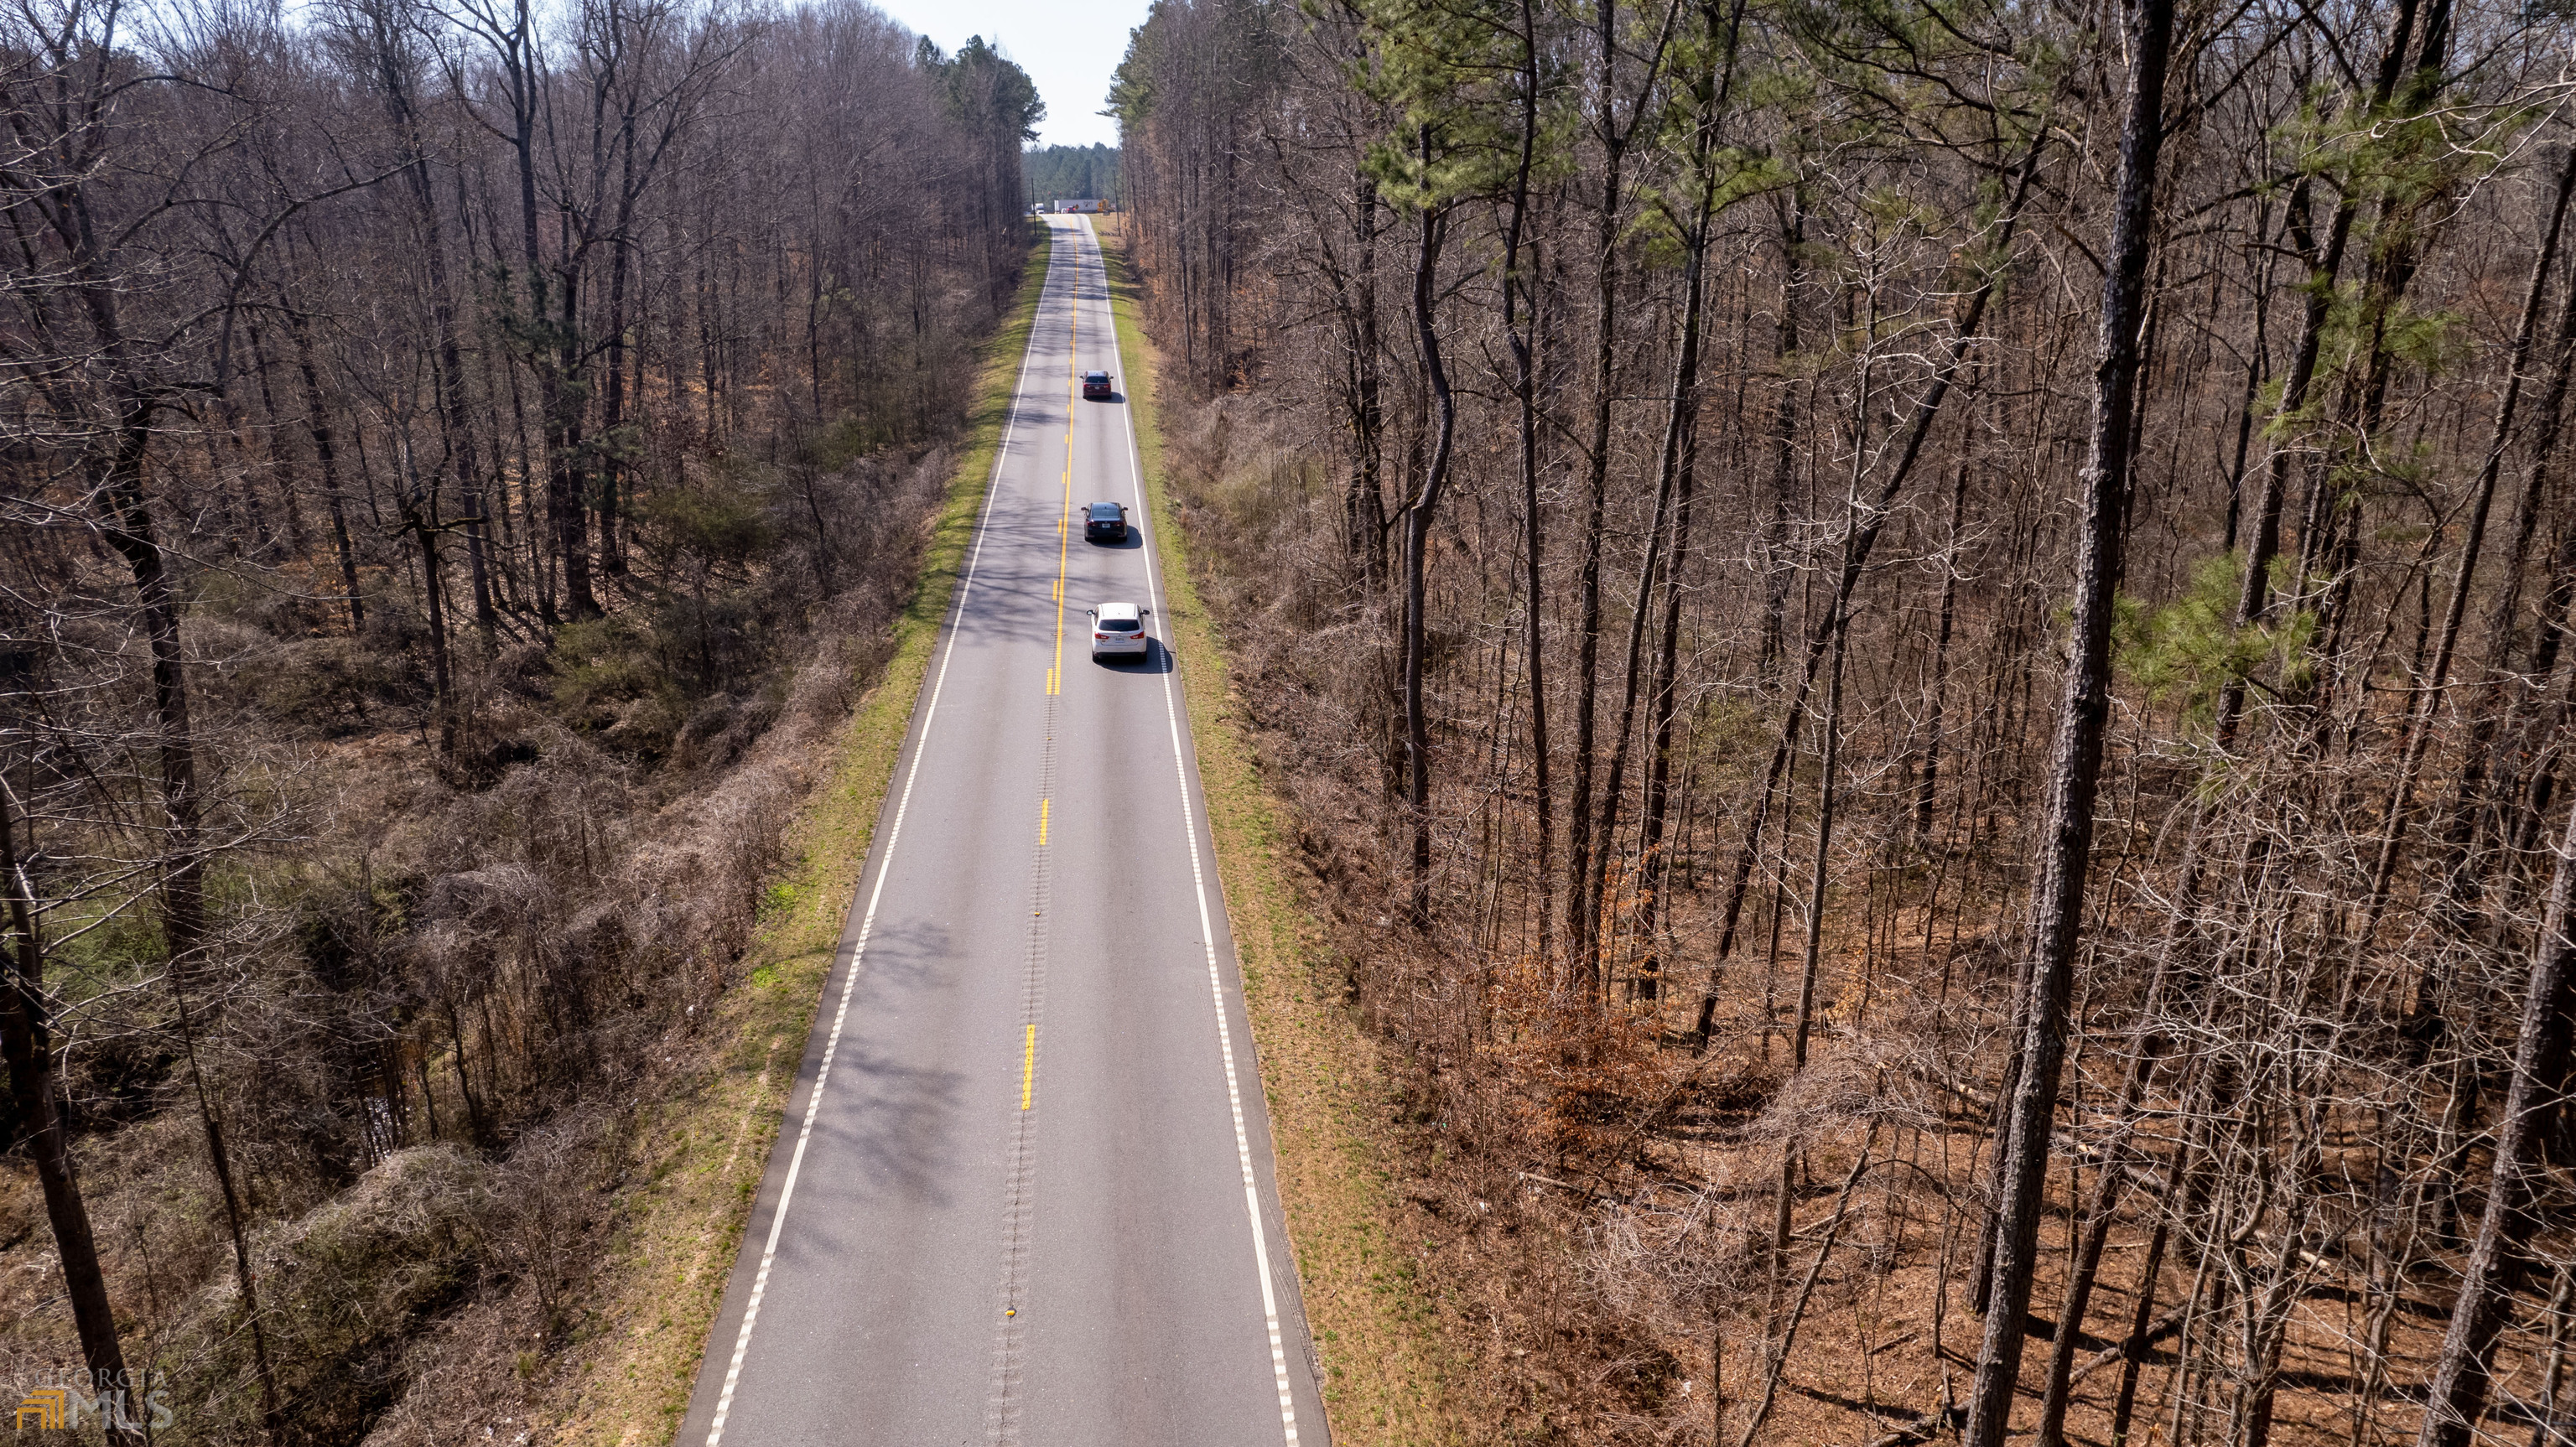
[1038,797,1050,846]
[1051,470,1071,689]
[1021,1024,1036,1110]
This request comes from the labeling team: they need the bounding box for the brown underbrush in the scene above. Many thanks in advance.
[1152,386,2497,1446]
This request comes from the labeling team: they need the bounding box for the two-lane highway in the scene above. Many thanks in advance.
[678,216,1327,1447]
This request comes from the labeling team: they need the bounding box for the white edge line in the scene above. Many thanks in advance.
[1090,215,1305,1447]
[704,227,1065,1447]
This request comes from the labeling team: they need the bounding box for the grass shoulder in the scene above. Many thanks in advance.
[1096,217,1466,1447]
[541,231,1051,1446]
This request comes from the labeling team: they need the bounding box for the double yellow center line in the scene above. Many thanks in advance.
[1025,278,1082,1115]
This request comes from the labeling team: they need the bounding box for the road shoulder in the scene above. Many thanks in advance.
[1098,219,1467,1447]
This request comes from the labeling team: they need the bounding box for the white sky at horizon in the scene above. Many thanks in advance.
[876,0,1142,148]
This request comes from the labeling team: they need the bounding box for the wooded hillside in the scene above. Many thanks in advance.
[0,0,1037,1439]
[1113,0,2576,1440]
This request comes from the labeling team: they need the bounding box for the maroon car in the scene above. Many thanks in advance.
[1082,371,1114,401]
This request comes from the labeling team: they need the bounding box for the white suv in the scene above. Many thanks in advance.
[1088,601,1150,661]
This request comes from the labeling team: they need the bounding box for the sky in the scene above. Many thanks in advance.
[878,0,1144,148]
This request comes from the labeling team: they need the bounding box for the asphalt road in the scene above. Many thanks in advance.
[676,216,1327,1447]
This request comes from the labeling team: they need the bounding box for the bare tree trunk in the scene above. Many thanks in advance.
[1758,196,1802,687]
[1587,286,1699,985]
[0,785,143,1447]
[1558,0,1680,978]
[242,315,312,562]
[168,964,282,1439]
[1914,460,1967,845]
[2220,201,2276,554]
[281,290,366,632]
[552,254,597,620]
[2106,1126,2204,1447]
[2416,790,2576,1447]
[1637,329,1706,995]
[1791,619,1845,1070]
[1595,0,1734,991]
[2530,1270,2574,1447]
[95,437,207,979]
[1346,174,1389,591]
[599,94,649,583]
[482,0,596,622]
[367,0,498,647]
[1563,0,1629,985]
[1962,1,2171,1438]
[400,453,458,753]
[1401,138,1454,930]
[1502,0,1552,965]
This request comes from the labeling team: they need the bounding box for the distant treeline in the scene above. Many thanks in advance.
[1025,142,1122,205]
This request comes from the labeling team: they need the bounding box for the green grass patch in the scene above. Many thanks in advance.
[1098,221,1466,1446]
[541,231,1050,1447]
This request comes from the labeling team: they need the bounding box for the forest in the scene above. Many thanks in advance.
[1111,0,2576,1440]
[0,0,1038,1439]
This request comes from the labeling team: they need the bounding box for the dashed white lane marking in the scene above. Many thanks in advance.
[1088,216,1304,1447]
[703,230,1065,1447]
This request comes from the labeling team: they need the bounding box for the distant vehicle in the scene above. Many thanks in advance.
[1083,371,1114,401]
[1083,501,1129,542]
[1088,601,1150,661]
[1054,198,1110,213]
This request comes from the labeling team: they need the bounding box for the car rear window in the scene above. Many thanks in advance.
[1088,504,1121,519]
[1100,615,1140,630]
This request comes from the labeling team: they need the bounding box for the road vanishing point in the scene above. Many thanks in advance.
[678,216,1330,1447]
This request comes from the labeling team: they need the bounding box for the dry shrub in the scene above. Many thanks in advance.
[168,1146,492,1447]
[273,443,963,1432]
